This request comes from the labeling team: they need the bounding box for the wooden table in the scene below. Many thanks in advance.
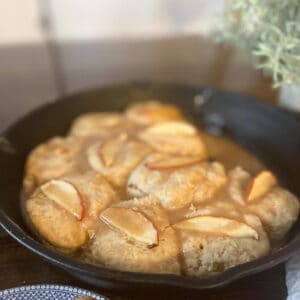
[0,36,286,299]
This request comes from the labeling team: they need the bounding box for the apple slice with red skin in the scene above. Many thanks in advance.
[173,215,259,240]
[41,180,85,221]
[98,140,115,167]
[245,171,277,202]
[100,207,158,247]
[98,133,128,167]
[145,156,203,171]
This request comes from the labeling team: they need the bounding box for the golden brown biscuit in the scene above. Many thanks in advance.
[69,112,124,138]
[127,153,227,210]
[25,171,118,251]
[87,133,152,189]
[23,136,88,196]
[138,121,207,157]
[248,188,299,241]
[173,204,270,277]
[26,195,88,251]
[228,167,300,241]
[89,196,181,274]
[125,101,184,125]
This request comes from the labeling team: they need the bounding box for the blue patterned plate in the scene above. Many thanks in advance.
[0,284,108,300]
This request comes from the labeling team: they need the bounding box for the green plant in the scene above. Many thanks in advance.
[217,0,300,87]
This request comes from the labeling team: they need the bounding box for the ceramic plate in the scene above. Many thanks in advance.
[0,284,107,300]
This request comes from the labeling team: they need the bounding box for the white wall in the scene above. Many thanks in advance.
[0,0,57,130]
[0,0,224,130]
[49,0,224,40]
[0,0,224,45]
[0,0,43,44]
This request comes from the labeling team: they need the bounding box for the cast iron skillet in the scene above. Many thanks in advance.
[0,83,300,293]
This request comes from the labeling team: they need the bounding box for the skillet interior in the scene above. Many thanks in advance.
[0,82,300,292]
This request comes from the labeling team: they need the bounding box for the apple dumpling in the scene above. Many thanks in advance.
[173,207,270,277]
[88,196,181,274]
[127,153,227,210]
[125,101,184,126]
[228,167,300,241]
[25,171,118,251]
[87,133,152,189]
[69,112,125,138]
[138,121,207,157]
[247,187,299,241]
[23,136,89,196]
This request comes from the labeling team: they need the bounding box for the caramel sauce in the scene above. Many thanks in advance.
[202,132,264,174]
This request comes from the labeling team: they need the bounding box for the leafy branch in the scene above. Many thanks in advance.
[217,0,300,87]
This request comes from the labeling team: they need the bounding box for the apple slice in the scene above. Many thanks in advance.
[146,156,203,171]
[99,133,128,167]
[245,171,277,202]
[100,207,158,247]
[141,121,197,136]
[173,216,258,239]
[99,140,117,167]
[87,134,127,170]
[87,142,102,172]
[41,180,85,221]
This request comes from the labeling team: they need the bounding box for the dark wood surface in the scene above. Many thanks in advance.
[0,36,286,299]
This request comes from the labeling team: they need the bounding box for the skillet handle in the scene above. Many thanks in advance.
[191,88,300,196]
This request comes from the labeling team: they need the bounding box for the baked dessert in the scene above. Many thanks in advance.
[229,167,300,241]
[88,196,181,274]
[168,183,270,276]
[22,100,300,278]
[86,133,152,189]
[23,136,88,196]
[69,112,124,138]
[173,210,269,277]
[127,153,227,210]
[25,171,118,251]
[138,121,207,157]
